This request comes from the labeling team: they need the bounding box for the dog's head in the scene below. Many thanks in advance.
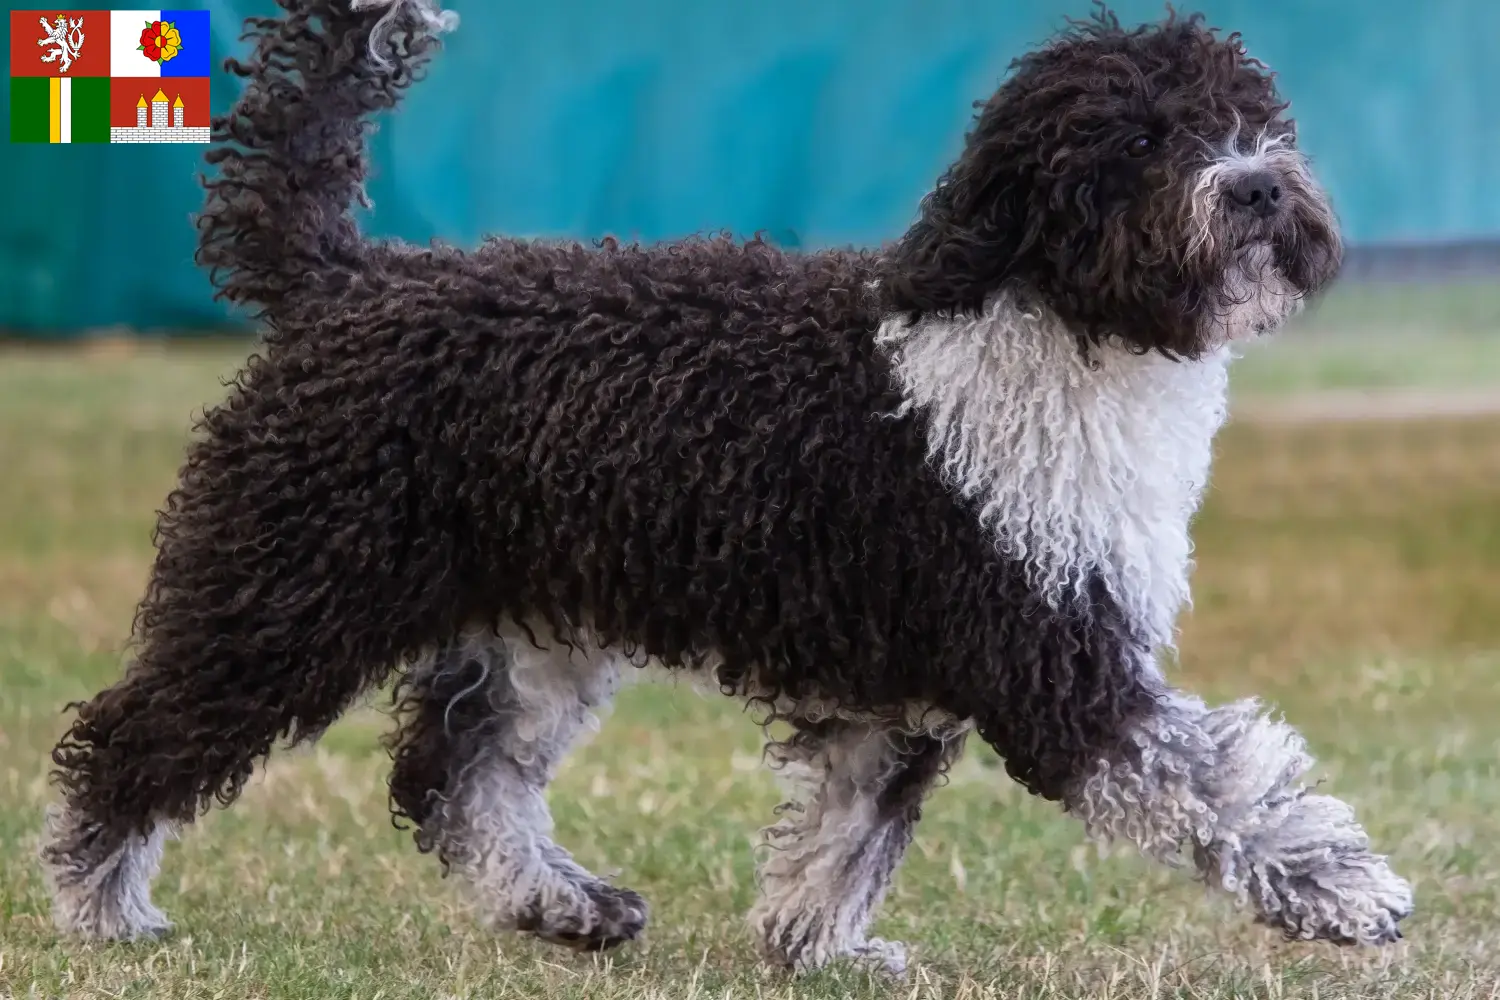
[883,7,1341,358]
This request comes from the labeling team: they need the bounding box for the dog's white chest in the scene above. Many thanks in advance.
[876,295,1231,652]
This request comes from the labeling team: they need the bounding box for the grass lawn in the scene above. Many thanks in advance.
[1232,282,1500,396]
[2,286,1499,997]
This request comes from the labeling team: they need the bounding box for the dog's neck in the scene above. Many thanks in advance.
[875,290,1232,654]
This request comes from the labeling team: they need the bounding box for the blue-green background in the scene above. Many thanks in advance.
[2,0,1496,334]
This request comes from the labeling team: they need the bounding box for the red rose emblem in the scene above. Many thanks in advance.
[139,21,164,61]
[136,19,183,64]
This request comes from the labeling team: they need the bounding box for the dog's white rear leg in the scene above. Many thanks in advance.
[388,626,646,951]
[749,717,965,975]
[1064,688,1412,944]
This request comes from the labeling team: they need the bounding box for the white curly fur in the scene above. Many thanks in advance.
[40,809,173,940]
[749,721,963,975]
[416,627,645,940]
[1067,690,1412,944]
[876,291,1231,653]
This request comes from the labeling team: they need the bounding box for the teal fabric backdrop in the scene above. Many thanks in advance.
[2,0,1496,333]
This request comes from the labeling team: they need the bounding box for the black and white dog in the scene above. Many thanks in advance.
[42,0,1411,974]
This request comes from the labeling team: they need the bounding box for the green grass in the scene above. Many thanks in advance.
[2,303,1500,997]
[1232,282,1500,395]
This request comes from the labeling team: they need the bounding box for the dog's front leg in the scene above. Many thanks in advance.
[1061,686,1412,945]
[749,717,966,975]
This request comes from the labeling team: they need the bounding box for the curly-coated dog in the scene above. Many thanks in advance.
[41,0,1411,974]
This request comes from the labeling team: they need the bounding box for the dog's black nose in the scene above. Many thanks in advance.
[1227,170,1283,218]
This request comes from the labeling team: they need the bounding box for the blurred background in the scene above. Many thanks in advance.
[1,0,1498,333]
[2,3,1499,994]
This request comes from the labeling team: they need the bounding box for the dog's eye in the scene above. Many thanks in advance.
[1126,134,1157,157]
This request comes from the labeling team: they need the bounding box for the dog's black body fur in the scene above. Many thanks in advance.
[42,0,1407,968]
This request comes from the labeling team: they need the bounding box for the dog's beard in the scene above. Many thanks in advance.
[1212,242,1301,342]
[1183,129,1342,346]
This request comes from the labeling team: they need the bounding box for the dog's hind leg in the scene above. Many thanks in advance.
[1059,686,1413,945]
[748,716,966,975]
[39,513,467,941]
[387,626,647,952]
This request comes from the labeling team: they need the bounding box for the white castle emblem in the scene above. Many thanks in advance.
[37,14,86,74]
[111,90,212,144]
[137,90,187,130]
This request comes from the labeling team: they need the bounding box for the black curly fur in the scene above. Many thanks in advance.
[195,0,445,317]
[47,0,1310,911]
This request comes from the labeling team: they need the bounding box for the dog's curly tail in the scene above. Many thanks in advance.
[196,0,457,318]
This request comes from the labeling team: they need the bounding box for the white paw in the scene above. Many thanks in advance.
[54,896,173,941]
[1240,795,1413,946]
[850,937,908,977]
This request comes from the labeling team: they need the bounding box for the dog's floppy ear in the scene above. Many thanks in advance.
[881,109,1034,322]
